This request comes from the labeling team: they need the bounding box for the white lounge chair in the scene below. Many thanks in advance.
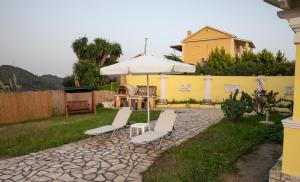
[131,110,176,148]
[84,107,132,137]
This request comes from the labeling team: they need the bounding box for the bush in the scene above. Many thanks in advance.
[221,90,253,121]
[62,75,75,87]
[207,47,235,71]
[252,90,279,115]
[195,48,295,76]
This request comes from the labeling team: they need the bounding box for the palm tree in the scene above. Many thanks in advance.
[72,37,122,66]
[71,36,123,87]
[72,37,88,61]
[106,43,122,65]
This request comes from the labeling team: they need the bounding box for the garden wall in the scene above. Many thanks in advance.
[0,90,115,124]
[126,75,294,102]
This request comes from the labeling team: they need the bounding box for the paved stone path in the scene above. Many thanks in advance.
[0,109,223,182]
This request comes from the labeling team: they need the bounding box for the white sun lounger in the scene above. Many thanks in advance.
[84,107,132,137]
[131,110,176,148]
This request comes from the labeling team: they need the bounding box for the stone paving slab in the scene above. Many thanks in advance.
[0,109,223,182]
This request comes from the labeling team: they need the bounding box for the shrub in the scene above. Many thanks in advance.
[221,90,253,121]
[62,75,75,87]
[195,48,294,76]
[207,47,235,71]
[252,90,279,115]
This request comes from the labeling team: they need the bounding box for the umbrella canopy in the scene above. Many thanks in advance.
[100,55,196,128]
[100,55,195,75]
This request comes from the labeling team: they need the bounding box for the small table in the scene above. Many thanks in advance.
[130,123,149,138]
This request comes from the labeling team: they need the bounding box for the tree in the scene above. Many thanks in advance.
[62,75,75,87]
[164,53,183,62]
[252,90,279,115]
[71,36,122,87]
[240,50,257,62]
[275,50,288,63]
[72,37,88,61]
[71,37,122,66]
[257,49,275,65]
[196,48,294,76]
[73,60,102,88]
[207,47,235,71]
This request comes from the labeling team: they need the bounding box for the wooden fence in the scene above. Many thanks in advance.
[0,90,115,124]
[0,91,53,124]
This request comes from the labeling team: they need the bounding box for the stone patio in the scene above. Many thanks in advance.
[0,109,223,182]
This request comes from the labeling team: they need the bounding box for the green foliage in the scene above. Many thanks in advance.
[257,49,276,65]
[207,47,235,71]
[73,60,102,88]
[98,82,120,92]
[265,112,284,143]
[196,48,294,76]
[221,90,253,121]
[252,90,279,115]
[71,37,122,87]
[72,37,122,66]
[62,75,75,87]
[240,50,257,62]
[164,53,183,62]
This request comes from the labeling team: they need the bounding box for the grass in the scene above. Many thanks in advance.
[144,112,285,182]
[0,108,160,158]
[98,82,119,92]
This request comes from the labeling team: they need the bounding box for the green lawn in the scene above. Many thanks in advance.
[144,113,285,182]
[0,108,160,158]
[98,82,119,92]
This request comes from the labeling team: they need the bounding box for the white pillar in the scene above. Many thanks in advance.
[256,75,266,91]
[159,74,167,104]
[203,75,212,104]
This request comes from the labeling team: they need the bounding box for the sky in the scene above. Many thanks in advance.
[0,0,295,77]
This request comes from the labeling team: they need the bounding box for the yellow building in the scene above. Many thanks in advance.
[170,26,255,65]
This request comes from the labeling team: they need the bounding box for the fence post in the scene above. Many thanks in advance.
[203,75,212,104]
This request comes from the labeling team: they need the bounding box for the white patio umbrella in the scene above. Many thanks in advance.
[100,55,195,128]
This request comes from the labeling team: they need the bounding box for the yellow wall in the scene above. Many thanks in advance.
[126,75,294,102]
[265,76,294,100]
[126,75,204,101]
[165,75,204,101]
[211,76,257,103]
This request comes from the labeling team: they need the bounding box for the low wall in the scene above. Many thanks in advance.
[0,90,115,124]
[126,75,294,102]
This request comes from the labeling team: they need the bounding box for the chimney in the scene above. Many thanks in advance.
[187,30,192,37]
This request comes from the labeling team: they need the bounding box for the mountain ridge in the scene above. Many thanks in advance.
[0,65,63,91]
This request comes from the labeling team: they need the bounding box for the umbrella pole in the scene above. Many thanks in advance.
[147,75,150,131]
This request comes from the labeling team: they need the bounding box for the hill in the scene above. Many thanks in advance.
[0,65,63,91]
